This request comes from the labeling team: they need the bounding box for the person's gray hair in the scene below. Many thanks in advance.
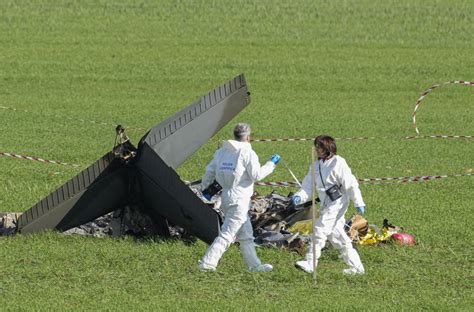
[233,123,251,141]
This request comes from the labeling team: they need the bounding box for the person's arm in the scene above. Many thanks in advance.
[337,159,365,208]
[246,150,275,182]
[293,163,314,203]
[201,150,220,190]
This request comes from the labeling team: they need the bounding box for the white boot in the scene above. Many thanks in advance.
[343,267,365,275]
[340,246,365,275]
[295,260,314,273]
[249,263,273,272]
[295,252,317,273]
[201,236,231,269]
[198,260,216,272]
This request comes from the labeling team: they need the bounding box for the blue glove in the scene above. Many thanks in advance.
[292,195,301,206]
[202,193,213,201]
[270,154,281,165]
[356,206,365,214]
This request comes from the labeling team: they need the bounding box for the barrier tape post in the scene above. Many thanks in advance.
[311,146,318,284]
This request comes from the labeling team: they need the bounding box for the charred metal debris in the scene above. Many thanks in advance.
[1,187,407,252]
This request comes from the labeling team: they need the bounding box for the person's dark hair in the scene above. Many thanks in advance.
[314,135,337,159]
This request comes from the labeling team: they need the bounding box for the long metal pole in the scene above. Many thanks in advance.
[311,146,317,283]
[281,160,302,187]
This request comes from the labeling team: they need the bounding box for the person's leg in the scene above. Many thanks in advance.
[200,204,246,270]
[237,217,261,268]
[236,216,273,272]
[296,202,340,273]
[330,219,365,274]
[327,199,365,274]
[326,198,350,251]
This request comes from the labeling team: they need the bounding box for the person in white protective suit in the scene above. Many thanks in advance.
[292,135,366,275]
[198,123,281,272]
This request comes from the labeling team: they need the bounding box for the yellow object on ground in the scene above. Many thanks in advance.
[288,215,398,246]
[288,219,313,235]
[358,226,393,245]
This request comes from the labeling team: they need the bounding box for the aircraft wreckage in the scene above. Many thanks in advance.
[7,74,252,244]
[1,73,402,251]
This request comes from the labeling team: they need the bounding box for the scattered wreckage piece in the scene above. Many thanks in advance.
[357,218,414,245]
[62,205,192,240]
[0,213,21,236]
[250,192,313,232]
[14,74,251,245]
[249,191,312,255]
[345,214,369,241]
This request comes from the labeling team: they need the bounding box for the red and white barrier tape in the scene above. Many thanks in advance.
[404,135,473,139]
[413,80,473,135]
[358,173,473,183]
[0,152,81,168]
[2,151,472,186]
[254,173,473,187]
[251,135,473,142]
[251,137,377,142]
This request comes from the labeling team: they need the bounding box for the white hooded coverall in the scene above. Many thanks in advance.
[200,140,275,269]
[294,155,365,272]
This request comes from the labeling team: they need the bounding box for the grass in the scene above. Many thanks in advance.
[1,0,473,310]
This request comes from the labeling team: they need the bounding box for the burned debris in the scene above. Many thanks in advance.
[1,186,410,253]
[0,189,309,255]
[0,213,21,236]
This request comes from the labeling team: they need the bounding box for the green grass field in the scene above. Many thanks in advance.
[1,0,473,310]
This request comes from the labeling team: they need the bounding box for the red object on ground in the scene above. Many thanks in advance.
[392,233,415,245]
